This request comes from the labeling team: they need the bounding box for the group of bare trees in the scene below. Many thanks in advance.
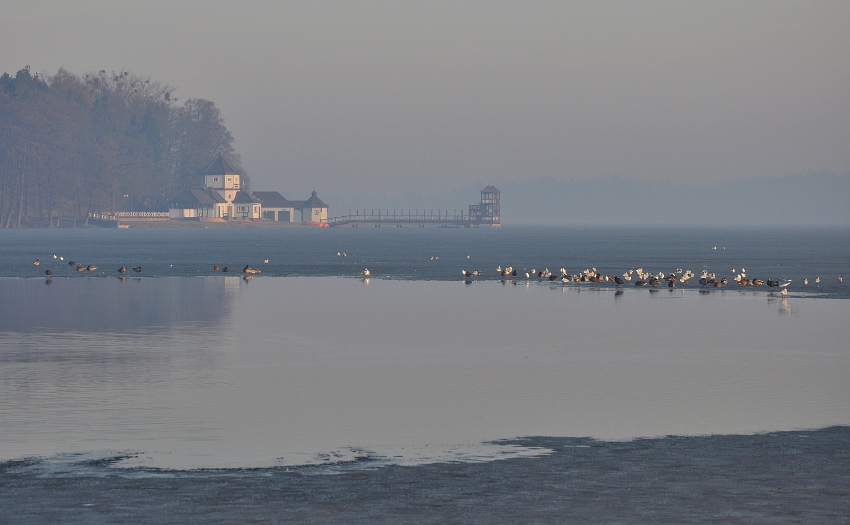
[0,66,245,227]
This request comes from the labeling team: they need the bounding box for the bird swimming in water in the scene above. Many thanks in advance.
[222,267,228,272]
[362,268,370,277]
[815,277,820,284]
[45,269,52,276]
[840,276,844,283]
[213,265,219,271]
[33,260,40,266]
[76,266,85,272]
[264,259,269,264]
[68,260,76,266]
[87,265,97,271]
[118,266,127,273]
[133,267,142,273]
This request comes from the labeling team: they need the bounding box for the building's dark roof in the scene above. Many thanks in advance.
[201,153,239,176]
[481,185,500,193]
[232,191,261,204]
[169,189,223,206]
[252,191,296,208]
[302,191,328,209]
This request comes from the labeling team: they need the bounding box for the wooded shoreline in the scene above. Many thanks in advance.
[0,66,244,228]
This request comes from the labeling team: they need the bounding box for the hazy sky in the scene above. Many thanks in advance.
[2,0,849,203]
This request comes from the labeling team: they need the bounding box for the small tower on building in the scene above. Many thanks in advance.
[202,153,241,190]
[301,191,329,224]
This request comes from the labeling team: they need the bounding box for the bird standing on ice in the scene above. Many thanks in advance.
[362,268,370,277]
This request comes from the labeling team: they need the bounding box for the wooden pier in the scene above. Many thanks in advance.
[326,210,474,227]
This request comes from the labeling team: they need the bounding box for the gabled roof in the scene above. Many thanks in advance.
[201,153,239,176]
[169,188,224,206]
[232,191,261,204]
[302,191,328,209]
[481,185,500,193]
[252,191,296,208]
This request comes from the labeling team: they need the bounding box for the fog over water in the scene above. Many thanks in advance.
[2,1,849,222]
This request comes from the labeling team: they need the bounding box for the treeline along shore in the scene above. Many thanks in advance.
[0,66,245,227]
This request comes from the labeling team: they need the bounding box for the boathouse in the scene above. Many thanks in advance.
[168,154,330,224]
[252,191,297,222]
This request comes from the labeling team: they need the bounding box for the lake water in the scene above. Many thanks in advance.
[1,226,848,296]
[1,227,848,522]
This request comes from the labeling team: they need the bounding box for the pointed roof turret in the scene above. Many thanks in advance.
[201,153,239,175]
[302,190,328,208]
[481,185,500,193]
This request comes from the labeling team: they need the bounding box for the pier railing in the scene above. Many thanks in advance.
[326,210,473,227]
[88,211,170,224]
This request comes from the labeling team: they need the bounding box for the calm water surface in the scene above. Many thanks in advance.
[1,226,848,296]
[1,276,847,470]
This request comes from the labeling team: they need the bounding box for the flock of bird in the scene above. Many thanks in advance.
[33,254,265,279]
[30,253,845,290]
[35,255,142,277]
[456,263,842,293]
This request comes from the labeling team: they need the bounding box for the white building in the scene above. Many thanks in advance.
[168,154,328,224]
[299,191,329,224]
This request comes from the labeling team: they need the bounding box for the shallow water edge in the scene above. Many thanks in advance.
[2,427,848,524]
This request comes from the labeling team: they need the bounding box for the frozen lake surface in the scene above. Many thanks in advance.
[2,273,849,523]
[1,276,847,470]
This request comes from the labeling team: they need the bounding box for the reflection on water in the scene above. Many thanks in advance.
[0,276,237,333]
[1,277,848,470]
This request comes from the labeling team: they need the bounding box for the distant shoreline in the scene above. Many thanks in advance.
[3,220,313,229]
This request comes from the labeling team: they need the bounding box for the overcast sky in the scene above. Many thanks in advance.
[2,0,849,203]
